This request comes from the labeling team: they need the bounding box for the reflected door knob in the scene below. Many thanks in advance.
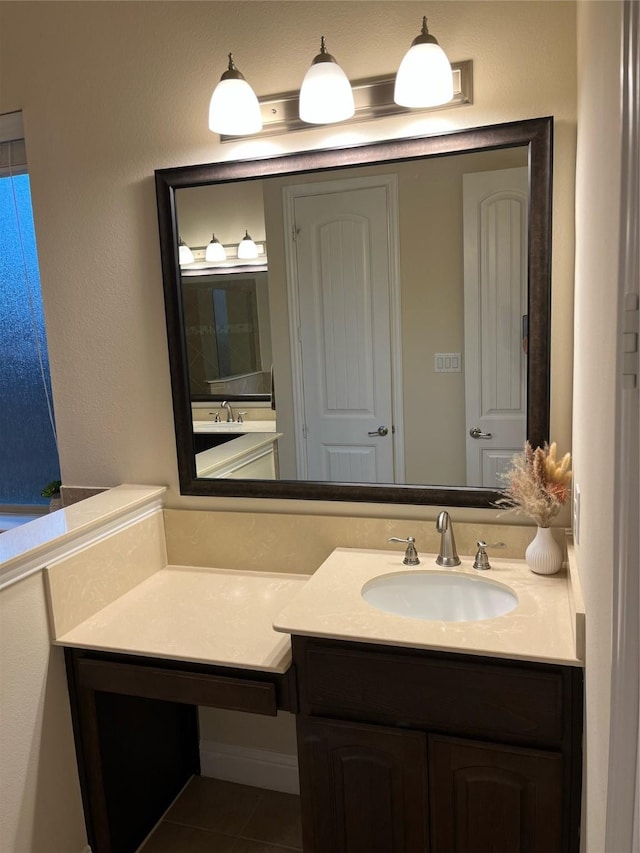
[469,427,493,439]
[368,426,389,436]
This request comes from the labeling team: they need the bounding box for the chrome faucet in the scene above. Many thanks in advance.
[221,401,234,423]
[436,510,461,567]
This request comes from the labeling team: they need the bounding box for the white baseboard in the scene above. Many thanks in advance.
[199,740,299,795]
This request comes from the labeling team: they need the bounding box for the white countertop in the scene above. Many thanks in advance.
[0,485,166,590]
[273,547,584,667]
[193,420,277,434]
[47,529,584,676]
[195,432,282,478]
[54,566,309,673]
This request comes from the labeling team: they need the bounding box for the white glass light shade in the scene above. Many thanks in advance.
[237,231,258,259]
[299,38,354,125]
[394,42,454,108]
[205,234,227,262]
[208,55,262,136]
[178,239,194,266]
[299,62,355,124]
[209,78,262,136]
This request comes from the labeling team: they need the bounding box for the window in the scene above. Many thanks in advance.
[0,111,60,506]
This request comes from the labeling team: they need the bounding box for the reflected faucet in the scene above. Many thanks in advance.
[221,401,235,423]
[436,511,461,567]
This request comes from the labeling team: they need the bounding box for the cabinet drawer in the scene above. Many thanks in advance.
[76,658,278,716]
[294,638,566,746]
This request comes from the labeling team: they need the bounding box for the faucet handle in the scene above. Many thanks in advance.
[473,540,506,571]
[209,411,221,423]
[237,411,248,424]
[388,536,420,566]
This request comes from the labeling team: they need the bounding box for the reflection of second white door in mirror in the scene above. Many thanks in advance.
[463,167,528,488]
[175,145,529,487]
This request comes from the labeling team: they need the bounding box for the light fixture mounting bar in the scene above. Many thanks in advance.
[220,60,472,142]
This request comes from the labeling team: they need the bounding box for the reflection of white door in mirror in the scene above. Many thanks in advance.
[285,177,403,483]
[463,167,529,486]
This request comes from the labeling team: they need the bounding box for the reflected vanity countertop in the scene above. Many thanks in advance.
[53,566,310,673]
[195,432,283,478]
[273,547,584,667]
[193,420,277,434]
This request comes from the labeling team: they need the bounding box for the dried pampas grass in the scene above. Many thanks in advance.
[496,442,572,527]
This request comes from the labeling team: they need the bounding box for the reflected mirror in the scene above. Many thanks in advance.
[182,268,271,399]
[156,117,552,507]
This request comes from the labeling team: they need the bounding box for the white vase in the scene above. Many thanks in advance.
[525,526,563,575]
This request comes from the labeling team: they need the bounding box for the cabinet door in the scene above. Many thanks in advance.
[297,716,429,853]
[429,735,563,853]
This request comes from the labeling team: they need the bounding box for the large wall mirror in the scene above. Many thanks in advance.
[155,116,552,507]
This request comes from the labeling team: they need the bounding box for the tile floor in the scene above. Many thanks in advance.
[139,776,303,853]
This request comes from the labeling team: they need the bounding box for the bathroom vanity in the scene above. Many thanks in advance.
[292,636,581,853]
[275,546,584,853]
[195,432,281,479]
[50,545,584,853]
[192,420,281,479]
[52,564,306,852]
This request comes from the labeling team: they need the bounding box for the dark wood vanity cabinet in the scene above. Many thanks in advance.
[292,636,583,853]
[65,638,582,853]
[64,648,297,853]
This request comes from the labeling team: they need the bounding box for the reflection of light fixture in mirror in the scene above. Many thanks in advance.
[178,237,194,266]
[394,16,454,108]
[299,36,355,125]
[205,233,227,262]
[208,53,262,136]
[237,230,259,259]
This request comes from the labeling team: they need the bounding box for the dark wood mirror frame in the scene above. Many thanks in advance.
[155,116,552,507]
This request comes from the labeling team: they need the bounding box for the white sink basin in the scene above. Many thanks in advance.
[361,571,518,622]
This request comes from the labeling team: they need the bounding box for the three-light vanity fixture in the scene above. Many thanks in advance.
[208,16,455,137]
[179,231,262,267]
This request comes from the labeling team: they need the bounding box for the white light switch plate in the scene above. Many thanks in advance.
[434,352,461,373]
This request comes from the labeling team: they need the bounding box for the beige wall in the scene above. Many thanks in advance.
[0,0,576,516]
[178,180,267,249]
[198,708,298,757]
[573,1,624,849]
[0,574,87,852]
